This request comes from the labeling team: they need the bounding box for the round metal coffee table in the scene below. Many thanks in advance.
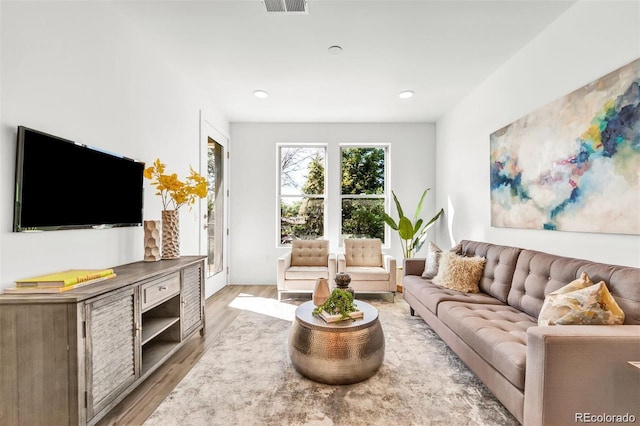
[288,300,385,385]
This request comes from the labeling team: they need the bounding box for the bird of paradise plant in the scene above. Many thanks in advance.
[382,189,444,258]
[143,158,207,211]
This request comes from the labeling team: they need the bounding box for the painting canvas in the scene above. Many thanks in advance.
[490,58,640,235]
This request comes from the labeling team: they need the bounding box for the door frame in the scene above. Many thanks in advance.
[199,110,229,298]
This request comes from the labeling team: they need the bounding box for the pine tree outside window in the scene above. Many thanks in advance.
[340,145,388,244]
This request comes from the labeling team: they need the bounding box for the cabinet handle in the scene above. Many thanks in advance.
[159,285,168,291]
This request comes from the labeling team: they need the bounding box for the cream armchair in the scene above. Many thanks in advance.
[338,238,396,299]
[277,239,336,300]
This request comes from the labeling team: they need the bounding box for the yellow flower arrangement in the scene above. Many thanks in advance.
[144,159,207,211]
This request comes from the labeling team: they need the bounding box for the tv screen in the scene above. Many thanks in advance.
[14,126,145,232]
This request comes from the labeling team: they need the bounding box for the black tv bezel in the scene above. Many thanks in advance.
[13,126,145,232]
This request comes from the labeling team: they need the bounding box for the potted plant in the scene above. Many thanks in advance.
[382,189,443,259]
[143,159,208,259]
[313,288,361,322]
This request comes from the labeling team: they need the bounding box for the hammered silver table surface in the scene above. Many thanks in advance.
[288,300,385,385]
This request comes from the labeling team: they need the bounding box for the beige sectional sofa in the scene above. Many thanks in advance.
[402,240,640,426]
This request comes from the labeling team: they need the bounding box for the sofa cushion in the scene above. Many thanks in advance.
[438,301,537,390]
[290,240,329,267]
[538,273,625,326]
[403,275,504,315]
[421,242,442,279]
[508,250,587,319]
[433,252,485,293]
[344,238,383,267]
[458,240,522,302]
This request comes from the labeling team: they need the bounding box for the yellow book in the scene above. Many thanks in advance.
[5,274,117,294]
[16,268,115,287]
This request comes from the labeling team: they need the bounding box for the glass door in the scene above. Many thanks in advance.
[199,111,228,298]
[207,140,224,277]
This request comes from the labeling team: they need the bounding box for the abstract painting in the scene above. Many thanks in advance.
[490,58,640,235]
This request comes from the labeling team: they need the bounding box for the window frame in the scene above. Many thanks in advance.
[339,143,390,247]
[276,143,328,247]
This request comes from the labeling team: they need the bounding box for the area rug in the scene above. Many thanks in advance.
[145,296,519,426]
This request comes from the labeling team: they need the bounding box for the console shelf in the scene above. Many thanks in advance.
[0,256,206,426]
[142,340,180,374]
[142,316,180,345]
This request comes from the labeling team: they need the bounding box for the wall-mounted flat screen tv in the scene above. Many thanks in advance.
[14,126,145,232]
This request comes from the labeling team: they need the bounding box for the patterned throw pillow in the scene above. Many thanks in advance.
[538,272,625,326]
[433,251,486,293]
[421,242,442,279]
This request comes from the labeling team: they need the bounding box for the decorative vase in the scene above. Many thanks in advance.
[161,210,180,259]
[313,277,331,306]
[143,220,161,262]
[334,272,355,298]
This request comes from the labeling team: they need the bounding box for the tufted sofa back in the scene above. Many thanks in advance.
[508,250,585,319]
[458,240,521,302]
[290,239,329,267]
[344,238,383,267]
[508,249,640,323]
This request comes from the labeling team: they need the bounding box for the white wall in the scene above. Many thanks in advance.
[435,0,640,267]
[0,2,228,290]
[229,122,437,284]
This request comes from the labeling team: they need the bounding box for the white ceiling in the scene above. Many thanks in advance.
[114,0,576,123]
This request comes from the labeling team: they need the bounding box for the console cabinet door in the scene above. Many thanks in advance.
[181,263,204,338]
[85,287,139,421]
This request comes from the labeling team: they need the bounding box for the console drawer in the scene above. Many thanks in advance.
[141,273,180,311]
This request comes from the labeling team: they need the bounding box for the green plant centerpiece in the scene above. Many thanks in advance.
[382,189,444,258]
[313,288,359,321]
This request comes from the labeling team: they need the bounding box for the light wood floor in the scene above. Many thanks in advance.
[97,285,281,426]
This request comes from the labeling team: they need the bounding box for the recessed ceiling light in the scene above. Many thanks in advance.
[399,90,414,99]
[328,45,343,55]
[253,90,269,98]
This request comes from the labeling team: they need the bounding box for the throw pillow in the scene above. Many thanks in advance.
[450,242,463,255]
[538,272,625,326]
[421,242,442,279]
[433,251,486,293]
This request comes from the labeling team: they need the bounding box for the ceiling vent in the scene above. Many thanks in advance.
[263,0,308,14]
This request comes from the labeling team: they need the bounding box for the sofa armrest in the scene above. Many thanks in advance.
[277,252,292,289]
[383,254,397,287]
[524,325,640,426]
[404,258,426,276]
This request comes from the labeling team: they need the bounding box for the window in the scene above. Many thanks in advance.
[278,145,326,245]
[340,145,388,243]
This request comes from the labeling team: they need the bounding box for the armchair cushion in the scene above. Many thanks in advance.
[285,266,330,280]
[344,238,383,267]
[290,239,329,267]
[343,266,390,281]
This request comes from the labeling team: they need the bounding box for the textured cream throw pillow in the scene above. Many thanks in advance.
[433,251,485,293]
[538,272,625,326]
